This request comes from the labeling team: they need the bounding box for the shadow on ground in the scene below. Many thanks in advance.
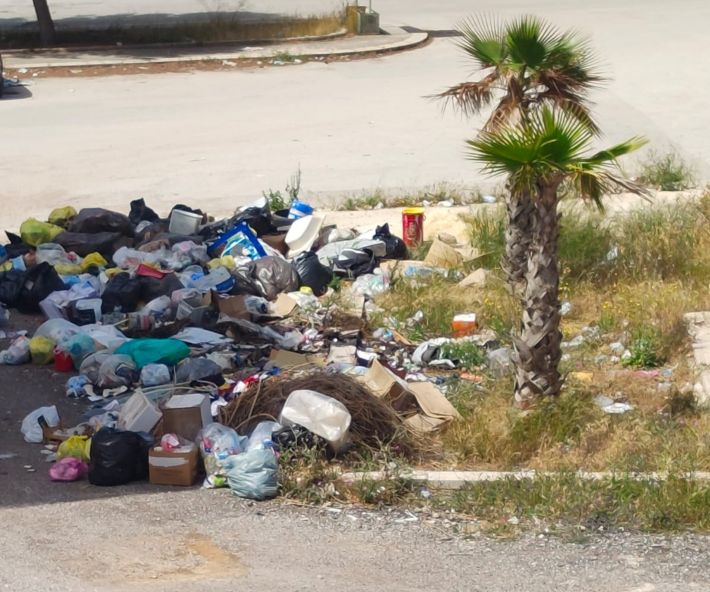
[1,83,32,100]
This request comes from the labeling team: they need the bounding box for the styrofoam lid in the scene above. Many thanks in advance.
[285,215,325,256]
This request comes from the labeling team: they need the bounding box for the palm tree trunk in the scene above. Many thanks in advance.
[503,186,534,298]
[513,182,563,408]
[32,0,56,47]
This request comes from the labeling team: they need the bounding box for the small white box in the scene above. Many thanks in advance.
[163,393,211,440]
[118,391,162,433]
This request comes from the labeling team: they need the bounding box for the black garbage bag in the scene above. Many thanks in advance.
[67,208,134,237]
[89,427,152,486]
[18,263,65,313]
[175,358,224,386]
[129,198,161,226]
[334,248,376,278]
[250,256,300,301]
[231,206,276,237]
[101,272,142,313]
[55,231,128,258]
[0,269,26,308]
[293,251,332,296]
[374,223,408,259]
[139,274,184,303]
[133,222,169,247]
[272,425,327,452]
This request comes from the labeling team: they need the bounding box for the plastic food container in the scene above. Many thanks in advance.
[168,209,202,235]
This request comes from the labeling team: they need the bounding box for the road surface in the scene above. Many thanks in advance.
[1,0,709,228]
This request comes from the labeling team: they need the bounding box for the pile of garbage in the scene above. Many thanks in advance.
[2,198,462,499]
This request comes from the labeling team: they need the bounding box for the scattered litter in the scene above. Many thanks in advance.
[594,394,634,414]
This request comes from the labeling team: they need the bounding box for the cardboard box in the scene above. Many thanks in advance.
[149,444,199,486]
[213,294,251,320]
[162,393,211,441]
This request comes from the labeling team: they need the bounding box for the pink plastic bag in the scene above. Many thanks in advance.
[49,457,88,482]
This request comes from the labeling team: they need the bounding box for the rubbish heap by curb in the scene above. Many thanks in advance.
[1,197,483,499]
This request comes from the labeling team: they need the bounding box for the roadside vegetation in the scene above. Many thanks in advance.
[0,10,346,49]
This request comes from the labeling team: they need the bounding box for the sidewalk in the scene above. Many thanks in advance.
[2,26,428,70]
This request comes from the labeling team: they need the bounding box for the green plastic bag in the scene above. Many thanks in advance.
[20,218,64,247]
[115,338,190,369]
[29,335,55,365]
[48,206,77,228]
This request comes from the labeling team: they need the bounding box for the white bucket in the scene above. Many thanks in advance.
[169,209,202,235]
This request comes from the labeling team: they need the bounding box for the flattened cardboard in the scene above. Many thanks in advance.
[213,294,250,320]
[271,293,299,318]
[266,349,326,370]
[361,360,459,432]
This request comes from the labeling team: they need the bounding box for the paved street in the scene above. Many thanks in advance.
[1,0,709,229]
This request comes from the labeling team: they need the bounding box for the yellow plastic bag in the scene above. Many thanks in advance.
[57,435,90,462]
[20,219,64,247]
[81,252,108,271]
[48,206,77,228]
[29,336,55,365]
[207,255,236,270]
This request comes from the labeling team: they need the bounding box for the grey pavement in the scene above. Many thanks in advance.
[1,0,709,232]
[1,488,709,592]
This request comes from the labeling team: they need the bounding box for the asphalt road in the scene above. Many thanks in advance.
[1,0,710,230]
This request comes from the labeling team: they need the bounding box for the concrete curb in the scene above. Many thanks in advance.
[340,470,710,490]
[3,26,429,70]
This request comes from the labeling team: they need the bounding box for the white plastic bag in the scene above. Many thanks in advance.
[0,336,31,365]
[34,318,81,349]
[21,405,59,443]
[279,390,351,452]
[140,363,171,386]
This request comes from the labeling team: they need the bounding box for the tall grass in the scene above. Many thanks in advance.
[465,193,710,286]
[638,150,697,191]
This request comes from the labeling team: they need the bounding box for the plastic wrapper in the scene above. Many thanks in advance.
[214,221,266,260]
[35,319,81,349]
[279,390,351,453]
[57,435,90,462]
[249,256,300,301]
[20,218,64,247]
[21,405,59,443]
[65,333,98,368]
[115,338,190,369]
[198,423,248,488]
[67,208,134,237]
[98,354,138,388]
[29,335,55,365]
[0,336,31,365]
[223,449,278,500]
[48,206,78,228]
[54,231,126,258]
[293,251,332,297]
[88,427,151,486]
[49,457,88,482]
[101,272,142,313]
[140,363,171,387]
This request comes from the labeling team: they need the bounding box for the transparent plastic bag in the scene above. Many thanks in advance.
[140,363,171,387]
[0,336,31,365]
[223,449,278,500]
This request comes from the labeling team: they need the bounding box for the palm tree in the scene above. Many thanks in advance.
[437,16,601,294]
[468,108,646,407]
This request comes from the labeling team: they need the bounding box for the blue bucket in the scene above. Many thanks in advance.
[288,201,314,220]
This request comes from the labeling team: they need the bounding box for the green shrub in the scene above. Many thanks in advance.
[638,150,697,191]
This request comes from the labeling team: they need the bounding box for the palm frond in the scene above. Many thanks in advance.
[585,137,649,164]
[538,90,600,134]
[456,16,506,69]
[505,15,560,70]
[434,73,498,116]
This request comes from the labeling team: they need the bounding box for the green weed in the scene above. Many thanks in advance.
[638,150,697,191]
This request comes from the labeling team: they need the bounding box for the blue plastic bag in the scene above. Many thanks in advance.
[223,449,278,500]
